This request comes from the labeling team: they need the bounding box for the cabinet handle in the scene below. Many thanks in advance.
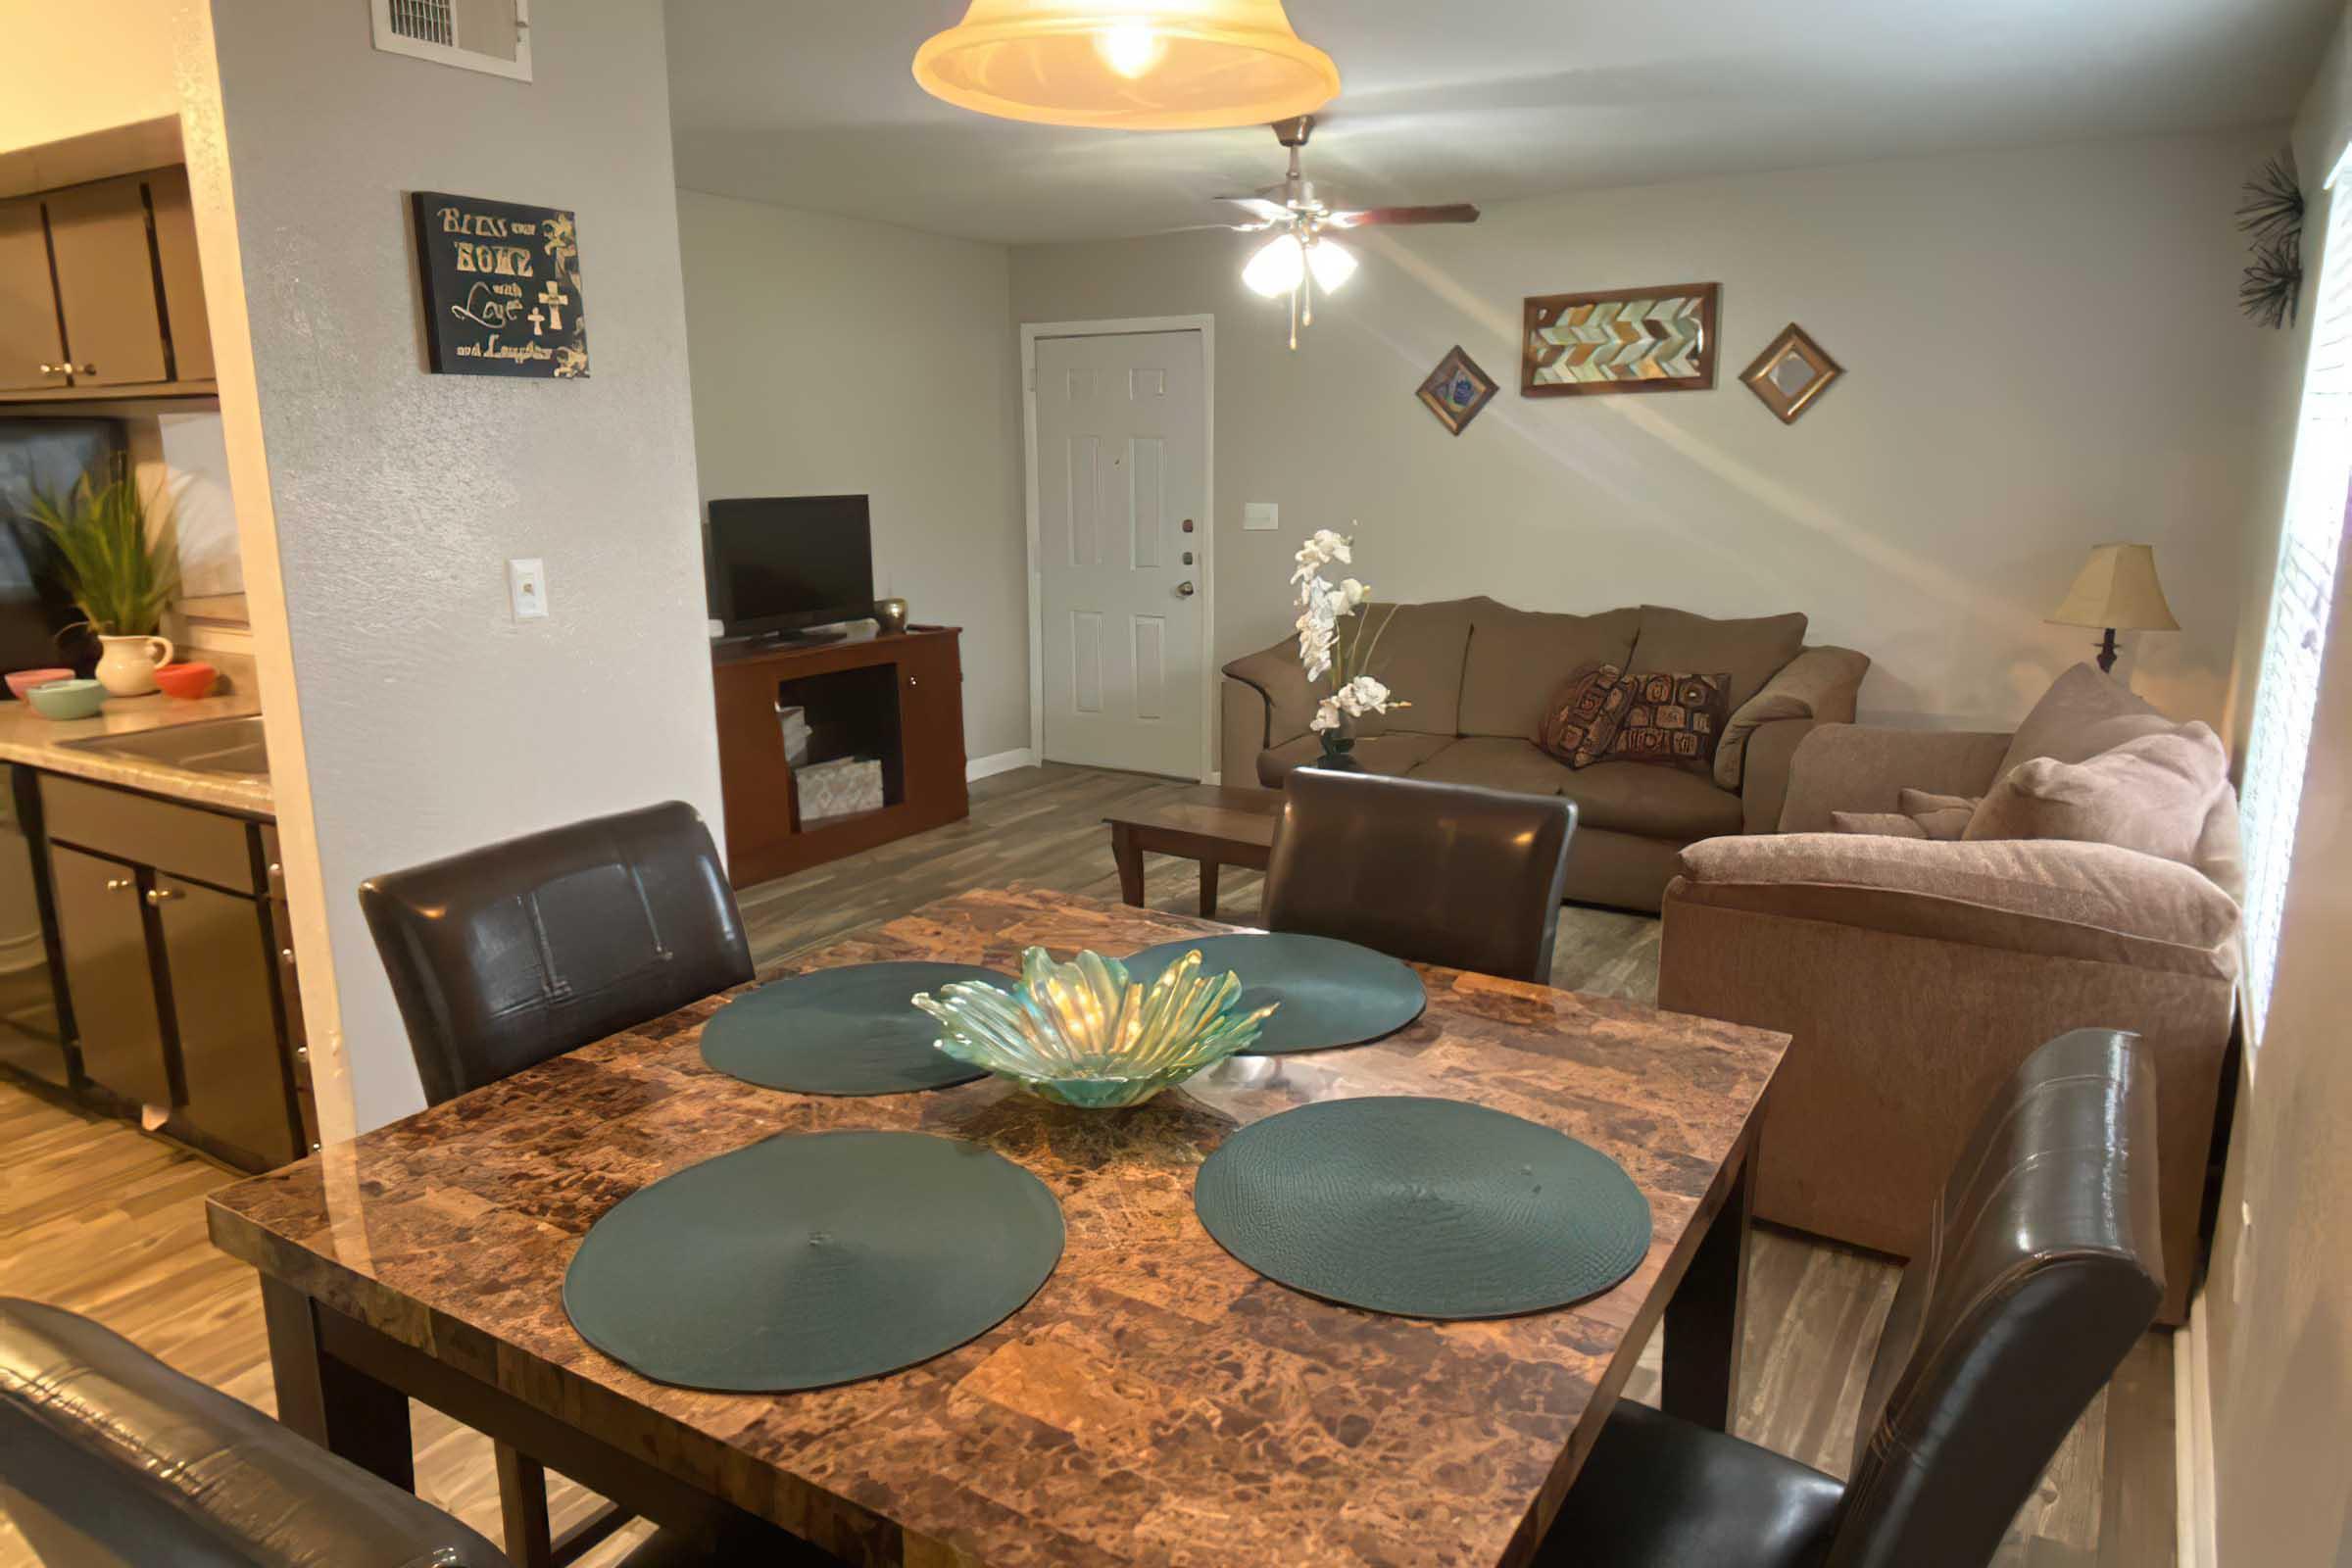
[267,860,283,881]
[281,948,296,965]
[38,364,68,376]
[105,877,132,893]
[907,676,919,687]
[295,1044,309,1058]
[145,887,181,906]
[74,364,93,375]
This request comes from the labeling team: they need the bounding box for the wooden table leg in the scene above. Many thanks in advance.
[497,1442,556,1568]
[260,1276,414,1490]
[1111,822,1146,906]
[1661,1124,1754,1433]
[1199,858,1221,918]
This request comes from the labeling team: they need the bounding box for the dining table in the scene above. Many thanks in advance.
[206,883,1789,1568]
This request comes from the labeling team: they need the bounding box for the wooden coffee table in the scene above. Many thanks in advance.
[1103,785,1283,916]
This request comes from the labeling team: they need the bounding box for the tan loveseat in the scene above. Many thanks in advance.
[1221,597,1870,911]
[1657,664,2241,1324]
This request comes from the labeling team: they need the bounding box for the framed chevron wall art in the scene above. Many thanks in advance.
[1520,282,1721,398]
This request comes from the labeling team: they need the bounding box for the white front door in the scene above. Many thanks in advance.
[1034,329,1207,778]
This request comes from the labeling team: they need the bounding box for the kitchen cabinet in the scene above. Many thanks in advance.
[0,196,68,395]
[0,167,216,401]
[39,774,304,1172]
[47,843,168,1105]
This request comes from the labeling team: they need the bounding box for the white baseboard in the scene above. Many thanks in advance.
[966,748,1037,782]
[2177,1294,2219,1568]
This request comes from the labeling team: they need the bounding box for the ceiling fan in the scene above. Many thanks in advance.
[1215,116,1480,348]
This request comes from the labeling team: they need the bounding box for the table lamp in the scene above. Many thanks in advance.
[2048,543,2178,674]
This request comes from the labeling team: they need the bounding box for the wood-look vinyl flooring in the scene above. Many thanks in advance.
[0,763,2173,1567]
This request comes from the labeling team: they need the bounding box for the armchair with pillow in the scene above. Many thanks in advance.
[1658,663,2240,1323]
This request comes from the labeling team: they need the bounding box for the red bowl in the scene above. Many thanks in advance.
[153,662,219,702]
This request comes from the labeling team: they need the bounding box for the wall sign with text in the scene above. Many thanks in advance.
[410,191,589,379]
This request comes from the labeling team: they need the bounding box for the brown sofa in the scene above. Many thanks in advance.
[1657,664,2241,1324]
[1220,597,1870,911]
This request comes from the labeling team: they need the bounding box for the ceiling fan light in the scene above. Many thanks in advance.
[912,0,1341,131]
[1093,22,1166,79]
[1243,233,1304,298]
[1306,237,1356,293]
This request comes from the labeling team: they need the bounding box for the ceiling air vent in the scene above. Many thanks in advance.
[370,0,531,82]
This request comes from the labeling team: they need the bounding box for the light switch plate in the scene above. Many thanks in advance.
[508,558,548,620]
[1243,502,1280,531]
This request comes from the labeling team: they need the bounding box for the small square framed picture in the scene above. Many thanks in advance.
[1416,345,1499,435]
[1740,323,1843,423]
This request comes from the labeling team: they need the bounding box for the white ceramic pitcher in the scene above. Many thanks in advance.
[94,633,174,697]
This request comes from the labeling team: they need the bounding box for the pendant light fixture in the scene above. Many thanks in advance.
[912,1,1341,131]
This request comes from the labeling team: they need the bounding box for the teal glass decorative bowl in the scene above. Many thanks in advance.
[913,946,1277,1108]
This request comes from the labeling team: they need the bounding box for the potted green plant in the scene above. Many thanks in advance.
[28,459,178,697]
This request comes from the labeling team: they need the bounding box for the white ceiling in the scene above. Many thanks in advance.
[663,0,2334,246]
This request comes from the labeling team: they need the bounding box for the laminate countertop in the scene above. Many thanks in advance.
[0,690,272,816]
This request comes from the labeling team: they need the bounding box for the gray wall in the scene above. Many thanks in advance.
[676,191,1029,760]
[207,0,718,1127]
[1010,129,2278,750]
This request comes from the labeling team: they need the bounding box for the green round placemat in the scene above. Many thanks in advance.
[1194,1097,1651,1319]
[564,1130,1063,1392]
[700,961,1004,1095]
[1121,933,1425,1055]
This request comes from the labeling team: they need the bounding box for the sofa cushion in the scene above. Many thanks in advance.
[1966,724,2230,865]
[1674,832,2240,979]
[1997,662,2181,777]
[1565,759,1745,839]
[1897,787,1977,840]
[1459,602,1642,738]
[1630,606,1809,710]
[1536,662,1628,764]
[1598,671,1733,774]
[1406,737,1578,798]
[1259,732,1453,786]
[1346,599,1476,737]
[1832,811,1929,838]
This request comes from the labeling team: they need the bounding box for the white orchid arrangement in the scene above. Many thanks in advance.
[1291,527,1407,738]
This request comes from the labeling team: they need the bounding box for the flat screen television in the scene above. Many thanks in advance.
[706,495,875,641]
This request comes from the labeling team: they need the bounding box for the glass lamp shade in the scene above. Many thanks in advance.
[1306,236,1356,293]
[1243,232,1305,297]
[912,0,1342,130]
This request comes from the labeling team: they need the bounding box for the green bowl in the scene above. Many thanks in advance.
[913,946,1277,1108]
[26,679,107,720]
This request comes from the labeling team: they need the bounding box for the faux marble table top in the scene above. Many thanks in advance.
[207,885,1789,1568]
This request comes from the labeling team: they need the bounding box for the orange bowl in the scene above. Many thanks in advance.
[153,662,219,702]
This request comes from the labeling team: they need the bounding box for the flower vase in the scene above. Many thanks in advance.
[1314,726,1364,772]
[95,633,174,698]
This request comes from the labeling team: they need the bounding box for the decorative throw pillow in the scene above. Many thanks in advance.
[1897,788,1979,842]
[1832,810,1929,839]
[1536,662,1627,764]
[1593,671,1733,774]
[1964,724,2230,865]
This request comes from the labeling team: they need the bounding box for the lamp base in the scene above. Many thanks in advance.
[2095,628,2119,675]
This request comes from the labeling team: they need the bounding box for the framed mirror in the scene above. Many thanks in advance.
[1740,323,1842,423]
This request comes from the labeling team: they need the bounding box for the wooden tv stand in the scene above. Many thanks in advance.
[711,625,968,888]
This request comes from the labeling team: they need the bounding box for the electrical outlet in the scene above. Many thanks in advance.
[1243,502,1280,531]
[508,558,548,620]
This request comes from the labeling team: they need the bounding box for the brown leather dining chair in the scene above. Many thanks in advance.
[1260,768,1577,983]
[360,800,753,1107]
[359,800,756,1566]
[1536,1027,2166,1568]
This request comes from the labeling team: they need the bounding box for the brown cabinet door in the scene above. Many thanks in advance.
[145,167,213,383]
[153,873,296,1168]
[0,195,68,394]
[48,846,168,1105]
[43,175,168,387]
[899,635,969,817]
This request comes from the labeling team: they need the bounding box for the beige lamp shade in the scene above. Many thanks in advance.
[2048,543,2180,632]
[912,0,1341,130]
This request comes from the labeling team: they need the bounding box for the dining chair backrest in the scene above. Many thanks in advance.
[1825,1027,2165,1568]
[360,801,754,1105]
[1261,769,1576,984]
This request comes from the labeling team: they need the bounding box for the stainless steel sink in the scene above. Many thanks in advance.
[66,715,270,779]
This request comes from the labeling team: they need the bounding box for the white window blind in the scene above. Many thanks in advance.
[2241,180,2352,1039]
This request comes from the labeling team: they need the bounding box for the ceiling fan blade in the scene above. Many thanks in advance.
[1324,203,1481,229]
[1216,196,1296,224]
[1143,220,1277,235]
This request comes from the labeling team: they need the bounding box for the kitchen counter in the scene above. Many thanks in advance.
[0,690,271,815]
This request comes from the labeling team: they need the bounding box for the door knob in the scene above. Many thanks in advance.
[1175,580,1197,597]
